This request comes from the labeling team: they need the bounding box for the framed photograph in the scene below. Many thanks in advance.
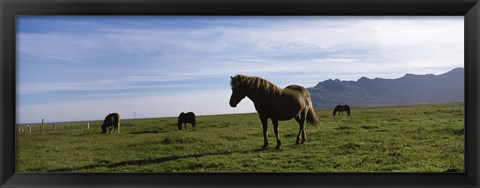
[1,0,479,188]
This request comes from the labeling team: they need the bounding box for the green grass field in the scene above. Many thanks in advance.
[16,102,464,172]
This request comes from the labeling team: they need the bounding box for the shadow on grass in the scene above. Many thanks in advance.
[46,148,266,172]
[129,130,169,134]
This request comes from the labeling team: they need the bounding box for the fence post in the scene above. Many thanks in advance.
[87,122,90,129]
[28,124,31,133]
[53,123,56,132]
[41,118,44,135]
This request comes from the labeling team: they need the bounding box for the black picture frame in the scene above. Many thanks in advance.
[1,0,479,187]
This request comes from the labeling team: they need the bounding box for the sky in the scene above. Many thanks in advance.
[16,16,464,124]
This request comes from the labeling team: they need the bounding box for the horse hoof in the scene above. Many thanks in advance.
[275,145,281,150]
[261,145,268,150]
[295,141,300,145]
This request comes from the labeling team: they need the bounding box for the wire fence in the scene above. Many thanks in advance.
[17,122,100,135]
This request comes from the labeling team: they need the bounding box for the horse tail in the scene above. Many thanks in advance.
[191,112,196,128]
[306,101,319,126]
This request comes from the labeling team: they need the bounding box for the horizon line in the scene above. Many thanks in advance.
[15,101,464,125]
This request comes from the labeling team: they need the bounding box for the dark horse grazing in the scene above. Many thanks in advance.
[229,74,319,150]
[333,105,351,117]
[102,113,120,134]
[177,112,196,130]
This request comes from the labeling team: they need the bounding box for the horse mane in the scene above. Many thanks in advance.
[231,74,283,96]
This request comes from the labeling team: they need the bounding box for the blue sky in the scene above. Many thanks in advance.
[16,16,464,124]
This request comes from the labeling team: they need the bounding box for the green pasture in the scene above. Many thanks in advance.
[16,102,464,172]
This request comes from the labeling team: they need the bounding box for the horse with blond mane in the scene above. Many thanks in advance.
[229,74,319,150]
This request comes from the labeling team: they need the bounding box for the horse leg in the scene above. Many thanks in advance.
[294,116,302,145]
[260,116,268,149]
[272,119,281,150]
[300,112,307,144]
[300,118,307,144]
[301,125,307,144]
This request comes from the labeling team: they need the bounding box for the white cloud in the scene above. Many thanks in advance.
[17,33,107,63]
[18,16,464,79]
[17,79,213,95]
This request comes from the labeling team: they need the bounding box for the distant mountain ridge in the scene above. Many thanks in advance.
[307,68,464,109]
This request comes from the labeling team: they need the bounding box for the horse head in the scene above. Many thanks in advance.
[177,112,185,130]
[229,75,247,107]
[101,125,107,133]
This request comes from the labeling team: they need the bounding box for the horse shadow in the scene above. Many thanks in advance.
[46,148,267,172]
[129,130,169,135]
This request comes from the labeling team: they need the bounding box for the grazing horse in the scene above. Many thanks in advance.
[333,105,351,117]
[101,113,120,134]
[229,74,319,150]
[177,112,196,130]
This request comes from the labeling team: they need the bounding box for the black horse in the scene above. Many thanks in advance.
[333,105,351,117]
[177,112,196,130]
[102,113,120,133]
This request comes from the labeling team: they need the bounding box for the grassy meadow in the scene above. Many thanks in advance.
[16,102,464,172]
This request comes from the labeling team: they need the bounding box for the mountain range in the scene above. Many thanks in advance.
[307,68,464,109]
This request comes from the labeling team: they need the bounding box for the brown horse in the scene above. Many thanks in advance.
[101,113,120,134]
[333,105,351,117]
[229,74,319,150]
[177,112,196,130]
